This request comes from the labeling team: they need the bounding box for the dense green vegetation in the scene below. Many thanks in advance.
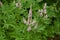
[0,0,60,40]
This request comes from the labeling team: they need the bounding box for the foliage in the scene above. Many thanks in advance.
[0,0,60,40]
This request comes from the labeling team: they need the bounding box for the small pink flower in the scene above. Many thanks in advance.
[34,24,38,29]
[16,1,21,8]
[28,5,32,24]
[43,8,46,14]
[44,3,47,9]
[39,9,43,17]
[43,3,47,14]
[31,20,36,26]
[44,14,48,19]
[23,17,28,25]
[27,26,31,32]
[0,1,2,6]
[16,3,19,7]
[28,5,32,18]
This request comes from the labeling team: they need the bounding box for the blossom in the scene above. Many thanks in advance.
[27,26,31,32]
[23,5,38,32]
[16,3,20,7]
[23,17,28,25]
[0,1,3,6]
[44,14,48,19]
[43,3,47,14]
[34,23,38,29]
[28,5,32,24]
[16,0,21,8]
[39,9,43,17]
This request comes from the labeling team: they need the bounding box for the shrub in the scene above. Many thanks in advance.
[0,0,60,40]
